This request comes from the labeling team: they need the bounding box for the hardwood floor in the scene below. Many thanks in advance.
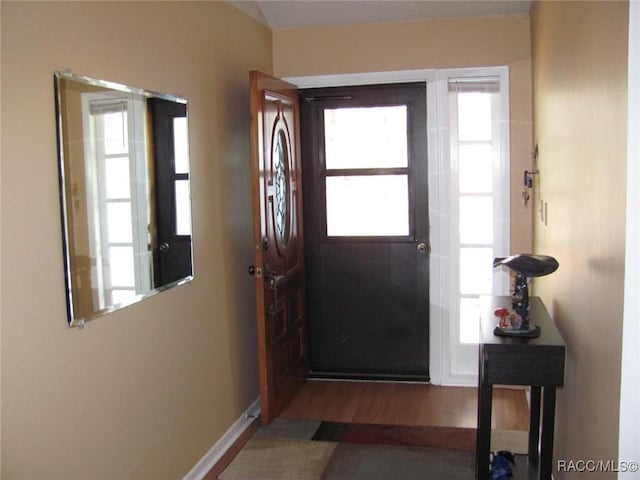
[205,380,529,478]
[280,380,529,431]
[202,417,261,480]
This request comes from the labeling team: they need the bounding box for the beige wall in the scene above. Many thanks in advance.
[274,13,534,255]
[531,1,628,476]
[1,2,271,478]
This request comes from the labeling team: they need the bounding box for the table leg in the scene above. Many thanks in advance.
[539,387,556,480]
[528,385,541,466]
[475,381,492,479]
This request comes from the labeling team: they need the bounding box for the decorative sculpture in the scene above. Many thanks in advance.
[492,254,559,337]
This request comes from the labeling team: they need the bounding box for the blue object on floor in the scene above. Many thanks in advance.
[490,451,514,479]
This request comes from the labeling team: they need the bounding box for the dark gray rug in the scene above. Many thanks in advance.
[320,443,474,480]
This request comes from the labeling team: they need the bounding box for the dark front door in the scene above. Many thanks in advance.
[149,98,193,287]
[300,83,429,380]
[249,71,308,424]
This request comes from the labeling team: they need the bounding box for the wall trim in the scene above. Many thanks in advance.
[182,397,261,480]
[284,68,437,89]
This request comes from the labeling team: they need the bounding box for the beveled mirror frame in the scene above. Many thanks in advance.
[54,71,194,327]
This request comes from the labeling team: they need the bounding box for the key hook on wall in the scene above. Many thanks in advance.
[524,169,540,189]
[522,169,539,208]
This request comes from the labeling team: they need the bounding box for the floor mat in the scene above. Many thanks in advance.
[219,437,336,480]
[491,429,528,454]
[319,443,475,480]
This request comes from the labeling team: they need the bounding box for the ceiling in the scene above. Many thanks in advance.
[227,0,531,29]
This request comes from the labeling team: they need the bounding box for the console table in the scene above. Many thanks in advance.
[476,296,566,480]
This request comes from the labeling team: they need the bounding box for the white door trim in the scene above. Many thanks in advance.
[619,2,640,475]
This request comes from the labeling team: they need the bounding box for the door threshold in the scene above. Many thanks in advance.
[307,371,430,383]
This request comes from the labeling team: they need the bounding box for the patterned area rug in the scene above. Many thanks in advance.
[220,418,527,480]
[311,421,477,451]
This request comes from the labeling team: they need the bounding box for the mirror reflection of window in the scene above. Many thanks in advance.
[172,117,191,236]
[82,94,152,310]
[55,71,194,326]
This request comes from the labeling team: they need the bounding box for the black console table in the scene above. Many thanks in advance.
[476,296,565,480]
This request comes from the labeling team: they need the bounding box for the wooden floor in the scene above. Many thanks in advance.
[281,380,529,431]
[204,380,529,479]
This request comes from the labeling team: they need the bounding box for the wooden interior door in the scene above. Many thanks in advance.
[249,71,307,425]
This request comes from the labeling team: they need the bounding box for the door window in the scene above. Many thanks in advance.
[326,175,409,236]
[324,106,408,169]
[323,106,411,238]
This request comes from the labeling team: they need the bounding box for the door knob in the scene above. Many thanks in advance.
[248,265,263,277]
[159,242,170,252]
[417,242,429,254]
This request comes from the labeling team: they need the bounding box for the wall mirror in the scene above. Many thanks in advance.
[54,71,194,327]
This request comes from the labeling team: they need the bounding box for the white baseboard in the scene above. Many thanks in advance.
[183,397,261,480]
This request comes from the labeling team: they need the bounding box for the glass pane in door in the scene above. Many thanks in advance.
[324,106,408,169]
[326,175,409,236]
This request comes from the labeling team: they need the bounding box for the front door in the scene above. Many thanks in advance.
[149,98,193,287]
[300,83,429,380]
[249,71,307,424]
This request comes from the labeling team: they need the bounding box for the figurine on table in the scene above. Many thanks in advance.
[492,254,559,338]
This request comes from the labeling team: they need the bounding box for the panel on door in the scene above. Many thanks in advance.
[300,83,429,380]
[249,71,308,424]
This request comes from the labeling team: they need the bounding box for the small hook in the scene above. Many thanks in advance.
[522,170,539,209]
[524,169,539,188]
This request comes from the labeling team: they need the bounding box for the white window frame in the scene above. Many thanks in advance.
[434,67,511,385]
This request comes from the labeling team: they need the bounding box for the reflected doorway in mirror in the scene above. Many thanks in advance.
[54,71,194,327]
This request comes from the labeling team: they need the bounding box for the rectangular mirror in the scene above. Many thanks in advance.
[54,71,194,327]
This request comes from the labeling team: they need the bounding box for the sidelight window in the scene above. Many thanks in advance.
[447,76,510,347]
[81,94,152,309]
